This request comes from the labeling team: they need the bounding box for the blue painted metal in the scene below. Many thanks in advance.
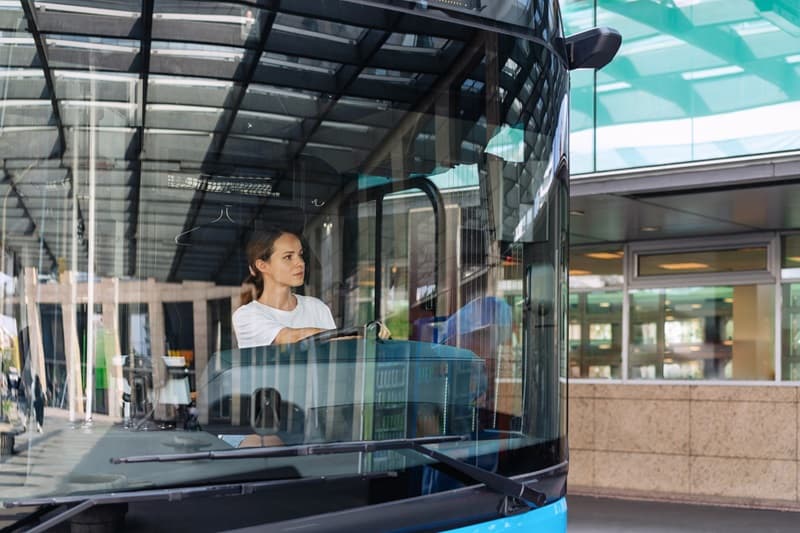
[439,497,567,533]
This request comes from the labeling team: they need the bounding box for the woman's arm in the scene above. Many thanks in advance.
[272,326,328,344]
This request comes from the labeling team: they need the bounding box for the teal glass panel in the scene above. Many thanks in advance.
[566,0,800,173]
[563,0,596,173]
[569,68,595,173]
[562,0,595,33]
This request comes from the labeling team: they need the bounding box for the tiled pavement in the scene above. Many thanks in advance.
[0,408,114,501]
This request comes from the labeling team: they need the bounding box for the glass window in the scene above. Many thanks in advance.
[120,303,150,357]
[0,2,572,516]
[782,236,800,379]
[569,290,623,379]
[783,235,800,267]
[39,303,66,406]
[637,247,767,276]
[569,248,624,289]
[569,248,624,379]
[782,235,800,279]
[630,285,774,380]
[564,0,800,173]
[781,283,800,380]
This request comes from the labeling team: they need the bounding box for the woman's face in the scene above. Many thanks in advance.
[257,232,306,288]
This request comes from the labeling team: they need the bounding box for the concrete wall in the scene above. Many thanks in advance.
[568,382,800,510]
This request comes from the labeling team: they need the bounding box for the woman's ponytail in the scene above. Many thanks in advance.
[250,272,265,299]
[241,272,258,306]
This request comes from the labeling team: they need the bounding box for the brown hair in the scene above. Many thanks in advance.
[243,226,299,303]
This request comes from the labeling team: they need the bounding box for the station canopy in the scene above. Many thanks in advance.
[0,0,540,286]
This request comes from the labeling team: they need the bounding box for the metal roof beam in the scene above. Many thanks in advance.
[3,176,58,271]
[127,0,153,276]
[19,0,66,156]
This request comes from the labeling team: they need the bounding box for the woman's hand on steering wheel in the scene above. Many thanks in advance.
[301,327,362,345]
[300,322,391,346]
[366,321,392,340]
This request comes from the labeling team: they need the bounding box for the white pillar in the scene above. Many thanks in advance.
[148,286,167,420]
[61,271,84,422]
[103,278,123,420]
[84,80,97,423]
[23,267,46,393]
[193,297,209,425]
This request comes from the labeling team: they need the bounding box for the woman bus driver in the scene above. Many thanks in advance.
[233,228,336,348]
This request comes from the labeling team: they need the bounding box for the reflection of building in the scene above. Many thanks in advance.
[24,276,241,423]
[564,0,800,510]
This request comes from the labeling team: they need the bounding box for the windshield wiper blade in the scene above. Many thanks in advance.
[111,435,463,463]
[406,440,547,509]
[111,435,546,509]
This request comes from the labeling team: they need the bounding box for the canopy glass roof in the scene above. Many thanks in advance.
[0,0,563,284]
[563,0,800,173]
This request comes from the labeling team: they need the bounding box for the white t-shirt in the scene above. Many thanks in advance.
[232,295,336,348]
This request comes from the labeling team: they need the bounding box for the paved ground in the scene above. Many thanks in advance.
[568,494,800,532]
[0,407,115,501]
[0,408,117,530]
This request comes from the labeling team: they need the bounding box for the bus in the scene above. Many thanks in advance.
[0,0,618,531]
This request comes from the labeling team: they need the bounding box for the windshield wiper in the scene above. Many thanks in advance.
[111,435,546,510]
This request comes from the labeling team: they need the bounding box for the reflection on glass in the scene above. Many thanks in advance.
[485,124,525,163]
[630,285,774,380]
[638,247,767,277]
[274,12,366,42]
[782,235,800,280]
[0,6,571,515]
[569,249,623,289]
[119,303,150,357]
[781,283,800,380]
[783,235,800,267]
[564,0,800,172]
[568,291,622,378]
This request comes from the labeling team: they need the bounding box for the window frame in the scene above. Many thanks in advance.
[780,231,800,281]
[568,234,790,383]
[628,234,778,290]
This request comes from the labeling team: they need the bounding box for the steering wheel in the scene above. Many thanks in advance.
[300,326,362,346]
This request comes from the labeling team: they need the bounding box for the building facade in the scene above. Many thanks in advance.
[563,0,800,508]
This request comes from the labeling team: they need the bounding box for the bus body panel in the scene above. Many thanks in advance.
[441,497,567,533]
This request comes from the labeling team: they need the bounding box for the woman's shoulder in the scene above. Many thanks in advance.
[233,301,261,320]
[295,294,329,309]
[295,294,331,315]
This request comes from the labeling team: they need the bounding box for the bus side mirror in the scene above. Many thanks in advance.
[565,27,622,70]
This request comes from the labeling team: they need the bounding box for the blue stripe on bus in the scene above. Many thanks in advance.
[439,498,567,533]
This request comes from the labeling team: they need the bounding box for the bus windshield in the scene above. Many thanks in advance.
[0,0,570,525]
